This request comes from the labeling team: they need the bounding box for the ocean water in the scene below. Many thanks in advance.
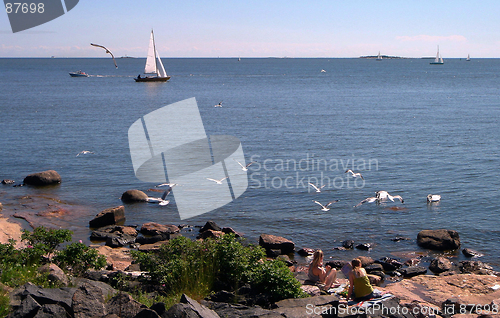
[1,57,499,268]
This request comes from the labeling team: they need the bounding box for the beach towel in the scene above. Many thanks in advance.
[347,289,394,308]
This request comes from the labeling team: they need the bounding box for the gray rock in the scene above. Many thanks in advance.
[140,223,180,236]
[23,170,61,186]
[121,190,148,203]
[72,282,107,318]
[179,294,220,318]
[39,263,69,286]
[89,206,126,228]
[33,304,68,318]
[200,221,221,232]
[106,292,145,318]
[165,303,200,318]
[15,282,75,314]
[397,266,427,278]
[9,294,41,318]
[417,229,460,251]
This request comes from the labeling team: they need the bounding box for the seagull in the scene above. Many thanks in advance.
[155,183,177,188]
[320,69,326,73]
[147,197,170,206]
[308,182,326,193]
[376,191,404,203]
[90,43,118,68]
[345,169,364,180]
[313,200,339,211]
[354,197,378,208]
[427,194,441,203]
[214,101,223,107]
[76,150,95,157]
[233,159,255,171]
[207,177,228,184]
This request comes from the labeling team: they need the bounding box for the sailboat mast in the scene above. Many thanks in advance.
[152,30,159,75]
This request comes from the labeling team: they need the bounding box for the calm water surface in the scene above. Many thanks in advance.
[1,57,499,268]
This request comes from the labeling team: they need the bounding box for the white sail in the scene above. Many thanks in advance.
[434,46,440,63]
[156,50,167,77]
[144,31,157,74]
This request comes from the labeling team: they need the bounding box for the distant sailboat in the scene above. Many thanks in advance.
[376,51,383,61]
[430,46,444,65]
[466,54,471,61]
[134,30,170,82]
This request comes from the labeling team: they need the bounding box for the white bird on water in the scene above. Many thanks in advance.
[427,194,441,203]
[76,151,95,157]
[147,184,175,206]
[233,159,255,171]
[207,177,228,184]
[345,169,364,180]
[313,200,339,211]
[308,182,326,193]
[376,191,404,203]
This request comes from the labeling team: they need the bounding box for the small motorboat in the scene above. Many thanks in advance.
[69,70,89,77]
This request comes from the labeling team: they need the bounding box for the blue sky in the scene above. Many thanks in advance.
[1,0,499,58]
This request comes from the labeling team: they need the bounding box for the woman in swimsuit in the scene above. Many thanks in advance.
[347,258,375,301]
[308,250,338,289]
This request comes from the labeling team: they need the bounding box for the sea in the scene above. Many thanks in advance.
[1,57,499,269]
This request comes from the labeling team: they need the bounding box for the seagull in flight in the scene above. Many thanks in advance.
[313,200,339,211]
[90,43,118,68]
[354,197,378,208]
[376,191,404,203]
[345,169,364,179]
[76,150,95,157]
[308,182,326,193]
[427,194,441,203]
[214,101,223,107]
[233,159,255,171]
[155,183,177,188]
[207,177,228,184]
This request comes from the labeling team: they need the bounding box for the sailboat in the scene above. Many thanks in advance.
[430,46,444,65]
[376,51,383,61]
[134,30,170,82]
[466,54,471,61]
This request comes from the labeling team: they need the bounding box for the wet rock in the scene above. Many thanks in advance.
[325,260,349,269]
[221,227,242,237]
[417,229,460,251]
[463,248,483,258]
[429,256,453,274]
[200,221,222,232]
[89,206,125,228]
[391,236,411,242]
[259,234,295,255]
[459,260,494,275]
[1,179,15,184]
[121,190,148,203]
[375,258,403,271]
[365,263,384,273]
[198,229,224,240]
[23,170,61,186]
[342,240,354,249]
[297,247,315,256]
[397,266,427,278]
[355,243,372,250]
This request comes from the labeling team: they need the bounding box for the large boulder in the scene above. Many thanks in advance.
[259,234,295,255]
[72,282,107,318]
[106,293,144,318]
[23,170,61,186]
[89,206,125,228]
[140,222,180,236]
[417,229,460,251]
[121,190,148,203]
[165,294,219,318]
[38,263,68,286]
[397,266,428,278]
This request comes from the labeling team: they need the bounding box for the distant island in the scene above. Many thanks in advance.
[359,55,407,59]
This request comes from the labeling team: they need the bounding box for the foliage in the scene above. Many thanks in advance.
[21,226,72,256]
[53,242,107,276]
[131,234,306,303]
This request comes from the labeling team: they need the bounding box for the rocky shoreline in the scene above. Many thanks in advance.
[2,171,500,317]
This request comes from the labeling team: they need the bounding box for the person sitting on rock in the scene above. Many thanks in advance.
[308,249,339,290]
[347,258,381,301]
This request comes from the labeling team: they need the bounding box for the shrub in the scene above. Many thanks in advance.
[53,242,107,276]
[21,226,72,256]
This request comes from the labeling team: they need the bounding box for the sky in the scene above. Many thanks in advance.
[1,0,500,58]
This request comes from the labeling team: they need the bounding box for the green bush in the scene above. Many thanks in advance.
[21,226,72,256]
[53,242,107,276]
[131,234,306,303]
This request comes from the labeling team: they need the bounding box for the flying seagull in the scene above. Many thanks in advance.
[215,101,223,107]
[76,150,95,157]
[308,182,326,193]
[90,43,118,68]
[155,183,177,188]
[207,177,228,184]
[354,197,377,208]
[313,200,339,211]
[376,191,404,203]
[427,194,441,203]
[345,169,364,179]
[233,159,255,171]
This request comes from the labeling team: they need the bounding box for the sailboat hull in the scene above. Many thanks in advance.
[134,76,171,82]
